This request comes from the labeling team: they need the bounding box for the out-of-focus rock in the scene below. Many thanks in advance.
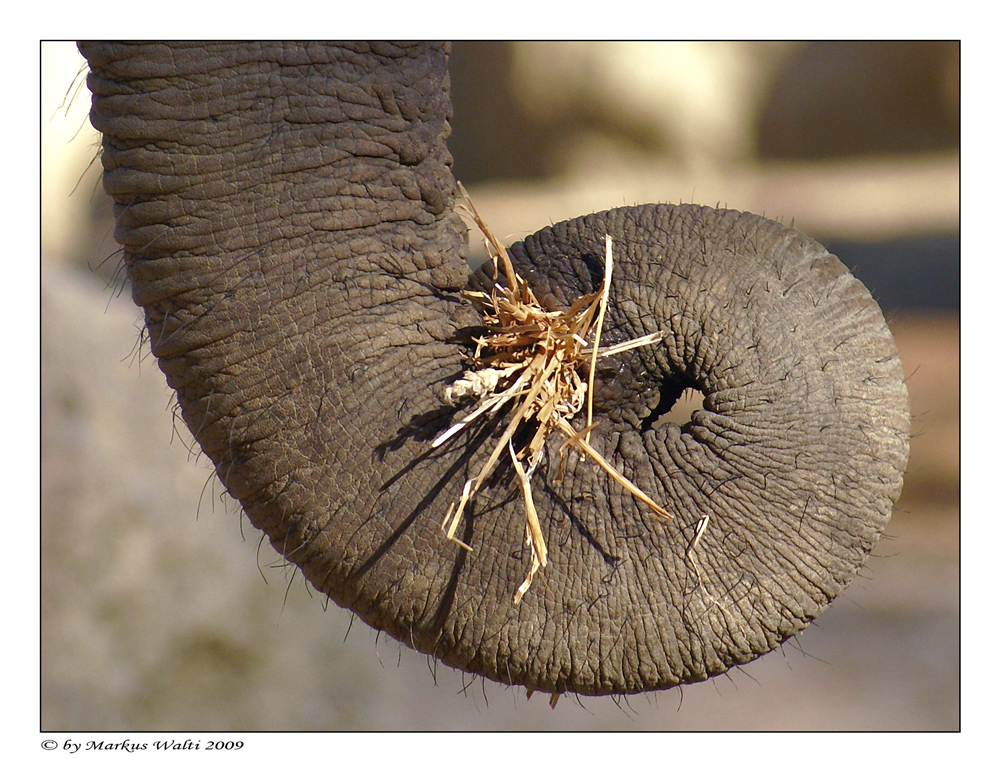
[510,41,796,175]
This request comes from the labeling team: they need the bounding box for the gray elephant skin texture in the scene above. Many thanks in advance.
[79,41,909,698]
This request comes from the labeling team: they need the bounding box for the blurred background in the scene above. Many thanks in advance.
[41,41,958,730]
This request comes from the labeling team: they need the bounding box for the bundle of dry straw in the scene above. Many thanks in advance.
[434,188,670,603]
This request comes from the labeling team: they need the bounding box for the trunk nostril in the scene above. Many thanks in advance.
[657,387,706,428]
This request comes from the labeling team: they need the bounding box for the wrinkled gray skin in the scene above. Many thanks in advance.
[80,41,909,697]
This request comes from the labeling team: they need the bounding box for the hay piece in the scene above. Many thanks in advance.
[584,233,613,444]
[509,441,546,605]
[435,185,672,603]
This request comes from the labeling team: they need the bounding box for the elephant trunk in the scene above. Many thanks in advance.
[81,42,910,698]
